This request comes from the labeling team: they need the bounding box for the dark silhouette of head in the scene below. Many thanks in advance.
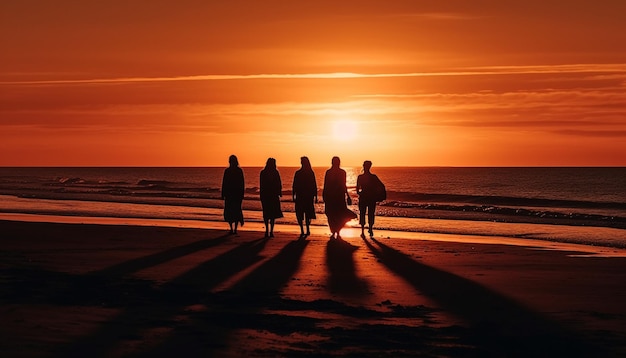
[301,156,312,171]
[229,155,239,167]
[331,156,341,168]
[265,157,277,170]
[363,160,372,173]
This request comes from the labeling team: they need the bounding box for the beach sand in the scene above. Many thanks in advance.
[1,219,626,357]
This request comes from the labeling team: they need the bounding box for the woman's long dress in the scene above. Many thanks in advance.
[221,166,244,224]
[260,168,283,220]
[293,168,317,221]
[323,167,356,233]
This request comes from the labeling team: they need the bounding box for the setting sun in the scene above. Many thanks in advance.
[332,120,359,142]
[1,2,626,167]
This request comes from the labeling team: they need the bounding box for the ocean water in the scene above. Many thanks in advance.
[1,167,625,248]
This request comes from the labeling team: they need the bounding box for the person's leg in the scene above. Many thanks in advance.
[233,221,239,234]
[269,218,275,237]
[228,222,234,234]
[264,219,269,237]
[305,215,311,236]
[297,210,305,236]
[368,203,376,236]
[358,201,366,235]
[298,220,305,236]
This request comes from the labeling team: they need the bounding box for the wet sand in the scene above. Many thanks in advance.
[1,219,626,357]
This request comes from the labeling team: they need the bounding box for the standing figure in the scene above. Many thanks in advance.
[260,157,283,237]
[292,156,318,238]
[221,154,245,234]
[356,160,385,237]
[323,156,357,239]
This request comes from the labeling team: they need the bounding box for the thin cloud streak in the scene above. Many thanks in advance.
[554,129,626,138]
[389,12,482,20]
[3,64,626,85]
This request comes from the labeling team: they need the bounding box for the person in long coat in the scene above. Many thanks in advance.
[260,157,283,237]
[292,156,318,237]
[221,154,244,234]
[323,156,356,239]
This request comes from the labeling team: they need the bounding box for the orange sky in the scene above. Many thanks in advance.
[1,1,626,167]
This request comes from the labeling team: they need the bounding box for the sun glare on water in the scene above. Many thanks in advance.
[332,120,359,141]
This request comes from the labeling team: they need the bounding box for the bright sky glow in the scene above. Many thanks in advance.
[1,1,625,167]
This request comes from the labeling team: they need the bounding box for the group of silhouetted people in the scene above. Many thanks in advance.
[221,155,385,239]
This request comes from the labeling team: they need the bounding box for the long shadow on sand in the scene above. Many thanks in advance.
[1,232,232,309]
[363,237,604,357]
[137,238,311,357]
[55,237,270,357]
[326,237,369,296]
[93,234,231,277]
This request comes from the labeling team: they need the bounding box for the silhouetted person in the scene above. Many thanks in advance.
[292,156,318,238]
[221,154,244,234]
[356,160,385,237]
[260,157,283,237]
[323,156,357,239]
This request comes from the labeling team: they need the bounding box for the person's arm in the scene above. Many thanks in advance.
[239,169,245,198]
[322,172,328,202]
[308,172,318,203]
[344,171,351,204]
[221,171,226,200]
